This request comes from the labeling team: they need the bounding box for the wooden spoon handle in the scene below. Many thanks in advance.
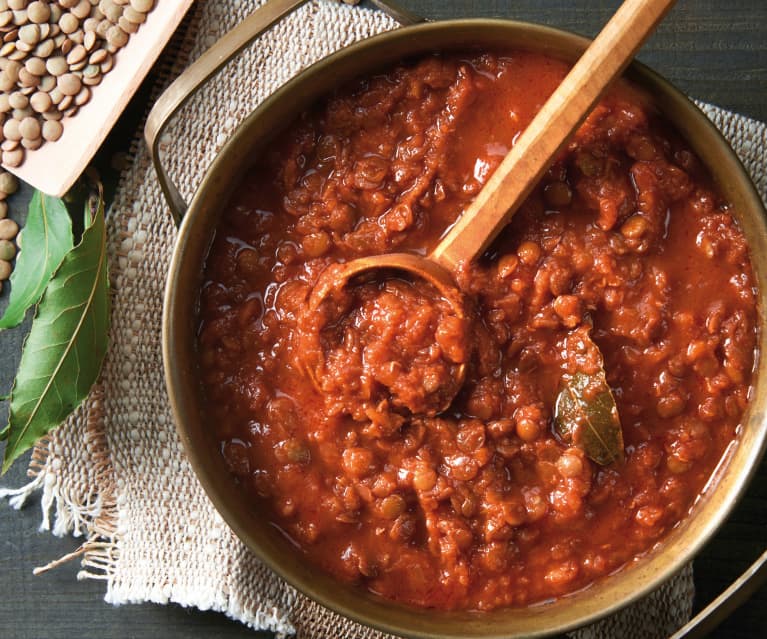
[430,0,676,273]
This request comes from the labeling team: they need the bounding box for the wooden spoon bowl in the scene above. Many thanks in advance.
[300,253,468,414]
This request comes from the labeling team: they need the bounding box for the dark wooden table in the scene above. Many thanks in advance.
[1,1,766,638]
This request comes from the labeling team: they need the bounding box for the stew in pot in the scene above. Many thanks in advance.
[197,50,757,610]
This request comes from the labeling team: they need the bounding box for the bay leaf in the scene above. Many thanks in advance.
[554,366,624,466]
[0,192,74,330]
[1,191,109,472]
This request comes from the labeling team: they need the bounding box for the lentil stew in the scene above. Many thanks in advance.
[197,50,758,611]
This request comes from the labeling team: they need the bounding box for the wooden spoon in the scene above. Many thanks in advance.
[304,0,676,399]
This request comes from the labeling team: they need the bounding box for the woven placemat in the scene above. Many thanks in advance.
[3,1,766,637]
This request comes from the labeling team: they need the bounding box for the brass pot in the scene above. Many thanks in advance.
[150,6,767,638]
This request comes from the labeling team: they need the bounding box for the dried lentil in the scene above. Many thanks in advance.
[21,133,39,148]
[105,24,126,48]
[0,238,14,261]
[2,117,19,139]
[18,113,38,138]
[27,1,50,23]
[0,169,18,193]
[56,71,79,94]
[2,147,22,165]
[7,88,24,107]
[0,258,10,280]
[28,88,49,111]
[41,117,61,140]
[24,55,44,74]
[45,55,66,75]
[0,216,17,239]
[18,23,39,45]
[130,0,153,12]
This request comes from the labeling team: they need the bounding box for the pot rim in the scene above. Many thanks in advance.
[162,17,767,639]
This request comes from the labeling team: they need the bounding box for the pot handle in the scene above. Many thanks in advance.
[670,548,767,638]
[144,0,423,225]
[144,0,311,226]
[368,0,424,25]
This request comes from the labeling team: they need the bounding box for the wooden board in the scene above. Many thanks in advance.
[1,0,195,196]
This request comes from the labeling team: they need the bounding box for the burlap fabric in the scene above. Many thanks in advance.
[3,0,766,636]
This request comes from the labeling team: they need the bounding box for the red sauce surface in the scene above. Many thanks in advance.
[198,51,757,610]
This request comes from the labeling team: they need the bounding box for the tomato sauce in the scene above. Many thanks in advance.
[197,51,757,610]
